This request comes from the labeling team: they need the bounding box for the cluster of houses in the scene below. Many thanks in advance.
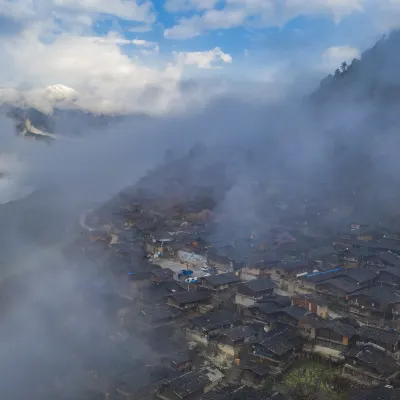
[79,189,400,400]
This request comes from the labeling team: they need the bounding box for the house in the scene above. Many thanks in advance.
[157,367,224,400]
[245,302,284,325]
[315,320,358,352]
[206,253,234,272]
[344,268,377,287]
[300,268,345,291]
[161,351,193,372]
[151,268,174,283]
[342,346,400,387]
[235,278,276,307]
[270,260,310,280]
[308,245,339,269]
[349,385,400,400]
[216,325,255,357]
[177,250,207,269]
[139,279,186,306]
[186,310,238,345]
[240,363,271,386]
[377,251,400,268]
[275,305,309,328]
[377,267,400,288]
[240,261,280,281]
[200,385,284,400]
[247,327,300,375]
[316,276,361,301]
[344,248,376,268]
[137,305,182,328]
[146,230,174,255]
[347,286,400,320]
[167,290,212,311]
[200,273,241,292]
[291,294,328,318]
[357,326,400,353]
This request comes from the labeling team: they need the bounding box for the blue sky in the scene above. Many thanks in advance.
[0,0,398,114]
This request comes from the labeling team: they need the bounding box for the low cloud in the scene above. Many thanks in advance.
[175,47,232,69]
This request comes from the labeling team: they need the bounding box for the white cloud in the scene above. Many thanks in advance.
[53,0,155,23]
[132,39,159,52]
[175,47,232,69]
[164,0,365,39]
[320,46,360,72]
[164,0,219,13]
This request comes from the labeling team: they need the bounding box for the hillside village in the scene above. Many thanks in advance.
[67,145,400,400]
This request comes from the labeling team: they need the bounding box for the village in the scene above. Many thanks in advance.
[65,161,400,400]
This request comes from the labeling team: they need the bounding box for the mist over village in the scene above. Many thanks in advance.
[4,2,400,400]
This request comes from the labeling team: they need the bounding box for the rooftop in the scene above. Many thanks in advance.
[169,290,212,305]
[349,386,400,400]
[350,286,400,305]
[321,320,358,338]
[378,267,400,278]
[202,272,241,287]
[344,268,377,284]
[219,325,255,342]
[253,302,283,316]
[164,368,224,398]
[345,346,400,377]
[190,310,237,332]
[317,277,361,294]
[280,305,308,321]
[379,251,400,267]
[201,385,284,400]
[139,305,182,323]
[276,260,309,271]
[238,278,276,295]
[357,326,400,346]
[255,328,298,356]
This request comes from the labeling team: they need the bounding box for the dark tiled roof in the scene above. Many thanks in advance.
[240,363,270,377]
[238,278,276,294]
[378,267,400,278]
[349,386,400,400]
[254,302,283,315]
[344,268,377,284]
[162,351,191,365]
[202,272,241,287]
[379,251,400,267]
[165,368,223,398]
[201,385,284,400]
[281,305,308,320]
[256,328,298,356]
[346,247,374,258]
[308,245,336,259]
[322,320,357,338]
[350,286,400,305]
[140,305,182,323]
[317,277,360,294]
[219,326,255,342]
[169,290,211,304]
[357,326,400,346]
[345,346,400,377]
[190,310,237,331]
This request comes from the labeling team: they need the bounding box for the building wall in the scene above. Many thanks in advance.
[217,343,236,357]
[186,329,209,346]
[235,294,255,307]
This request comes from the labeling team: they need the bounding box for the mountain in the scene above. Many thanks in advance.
[311,30,400,107]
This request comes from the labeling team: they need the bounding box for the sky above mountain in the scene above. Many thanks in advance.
[1,0,400,114]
